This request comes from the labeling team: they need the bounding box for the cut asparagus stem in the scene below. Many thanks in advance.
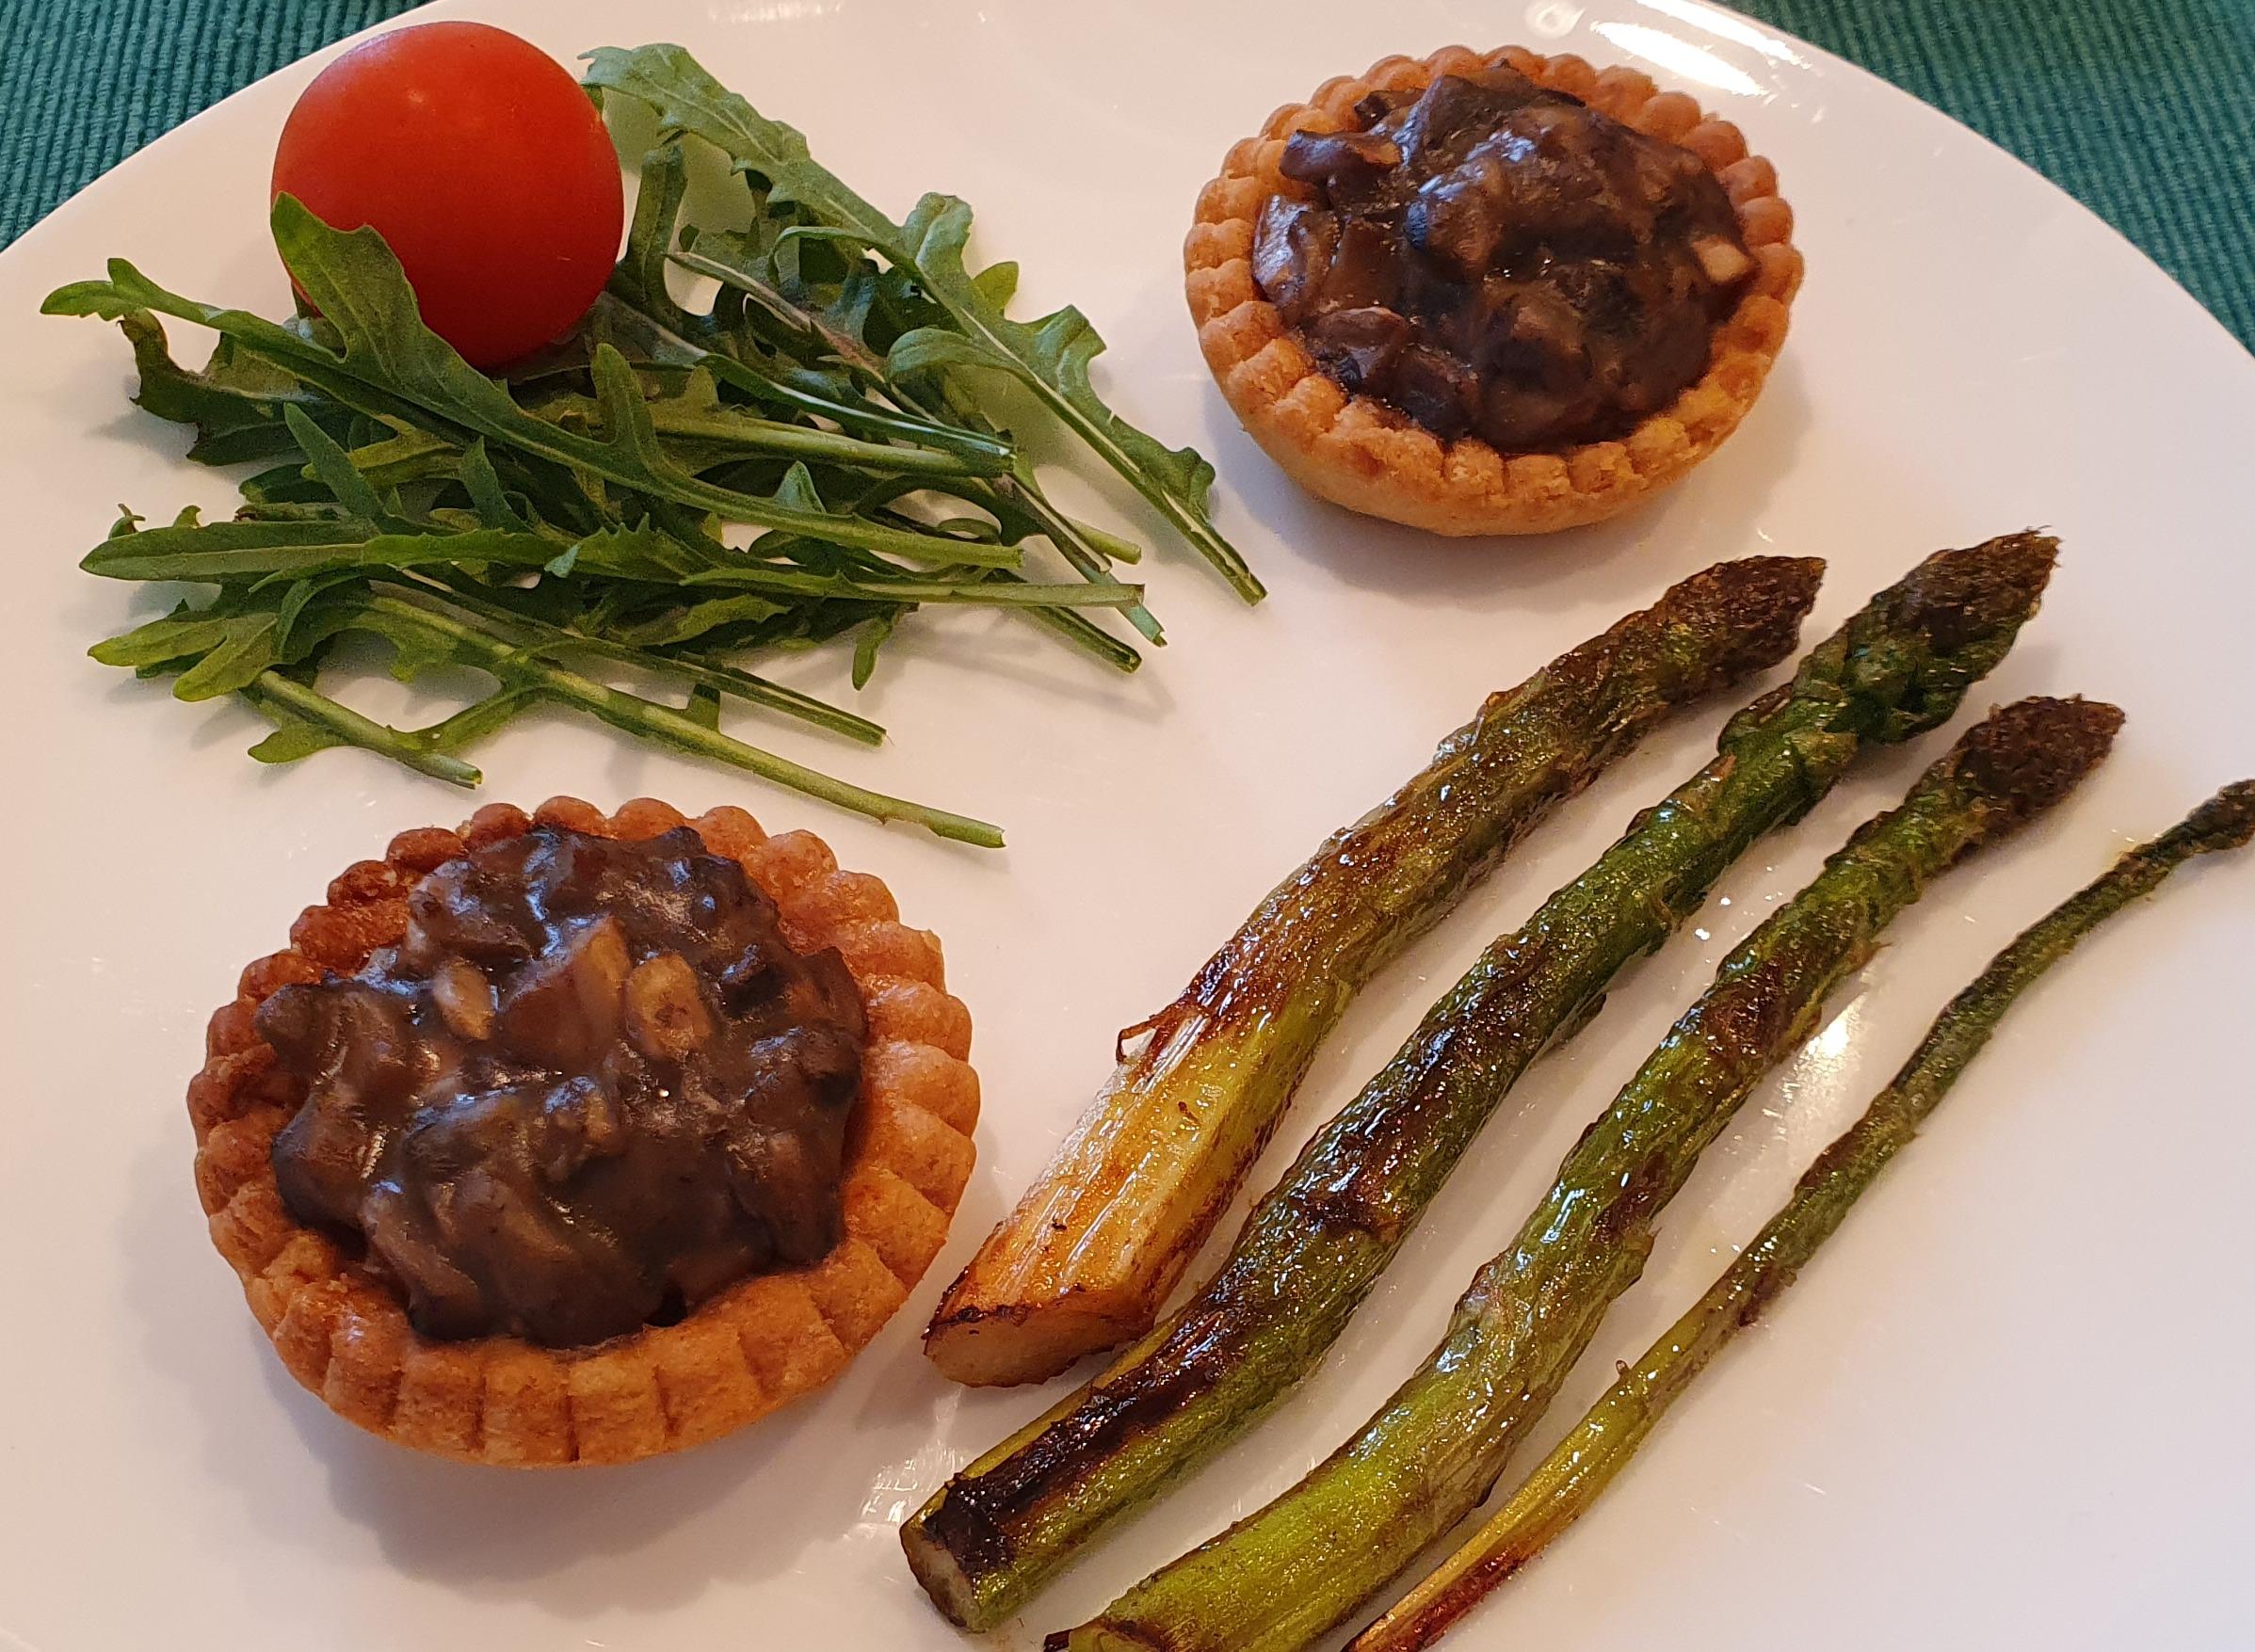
[1051,696,2122,1652]
[921,556,1828,1391]
[1353,778,2255,1652]
[903,534,2057,1632]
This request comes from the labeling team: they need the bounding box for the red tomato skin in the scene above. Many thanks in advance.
[271,21,623,370]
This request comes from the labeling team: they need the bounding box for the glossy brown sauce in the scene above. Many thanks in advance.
[1252,67,1754,451]
[261,826,866,1348]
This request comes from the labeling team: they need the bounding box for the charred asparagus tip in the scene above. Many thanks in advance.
[1664,554,1826,675]
[1949,696,2124,824]
[2180,779,2255,849]
[1892,530,2058,650]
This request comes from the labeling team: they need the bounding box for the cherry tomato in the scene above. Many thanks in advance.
[271,21,624,370]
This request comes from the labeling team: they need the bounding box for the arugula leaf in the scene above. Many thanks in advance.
[46,260,442,432]
[241,459,343,506]
[414,688,540,755]
[401,575,884,746]
[889,194,1248,587]
[646,142,1166,642]
[240,669,481,786]
[115,311,347,465]
[617,593,790,647]
[673,233,890,383]
[283,404,386,519]
[533,362,998,478]
[613,146,1011,468]
[243,706,348,765]
[609,138,701,334]
[84,518,565,583]
[51,200,1012,570]
[92,582,339,704]
[853,611,899,689]
[172,613,283,699]
[682,682,724,730]
[50,54,1204,842]
[81,511,1140,612]
[89,601,240,670]
[339,426,462,491]
[458,440,535,532]
[364,592,1003,845]
[581,42,1260,601]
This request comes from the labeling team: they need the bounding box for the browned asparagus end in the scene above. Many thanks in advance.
[902,1522,987,1629]
[926,1292,1142,1387]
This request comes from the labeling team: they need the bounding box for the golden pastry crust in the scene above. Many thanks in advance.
[189,796,978,1467]
[1185,45,1804,537]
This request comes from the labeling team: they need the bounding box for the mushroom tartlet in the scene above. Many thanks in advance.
[1186,46,1801,536]
[188,796,977,1466]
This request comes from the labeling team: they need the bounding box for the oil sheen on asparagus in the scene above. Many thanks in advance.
[923,557,1825,1386]
[1353,778,2255,1652]
[904,532,2057,1628]
[1051,694,2122,1652]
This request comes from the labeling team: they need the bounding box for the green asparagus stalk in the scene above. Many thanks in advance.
[922,556,1827,1388]
[1352,778,2255,1652]
[902,534,2057,1631]
[1051,695,2123,1652]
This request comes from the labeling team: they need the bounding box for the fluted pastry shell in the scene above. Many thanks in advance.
[1184,44,1803,536]
[188,795,978,1467]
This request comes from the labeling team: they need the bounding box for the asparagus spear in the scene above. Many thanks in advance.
[1353,778,2255,1652]
[1051,695,2122,1652]
[923,556,1827,1386]
[901,534,2057,1631]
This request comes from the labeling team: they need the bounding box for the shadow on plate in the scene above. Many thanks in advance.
[1200,359,1813,614]
[123,1129,971,1619]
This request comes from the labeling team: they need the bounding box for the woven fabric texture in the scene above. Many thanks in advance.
[0,0,2247,346]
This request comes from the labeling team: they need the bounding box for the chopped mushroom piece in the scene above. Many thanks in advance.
[624,952,717,1061]
[429,955,496,1042]
[497,914,630,1067]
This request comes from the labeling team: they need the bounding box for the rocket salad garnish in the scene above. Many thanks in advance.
[43,41,1256,846]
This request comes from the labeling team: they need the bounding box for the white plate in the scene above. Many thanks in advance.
[3,3,2251,1648]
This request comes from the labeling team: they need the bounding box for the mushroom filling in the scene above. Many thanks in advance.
[1251,66,1755,453]
[261,826,866,1349]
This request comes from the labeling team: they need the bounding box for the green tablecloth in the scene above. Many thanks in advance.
[3,0,2248,348]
